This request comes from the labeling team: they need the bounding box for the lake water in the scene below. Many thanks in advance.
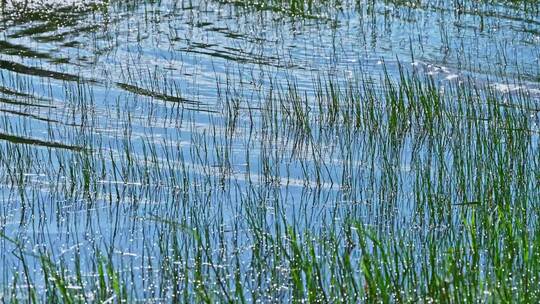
[0,0,539,302]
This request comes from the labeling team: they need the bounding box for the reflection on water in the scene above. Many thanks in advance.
[1,0,101,10]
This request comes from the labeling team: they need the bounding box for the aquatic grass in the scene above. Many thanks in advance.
[0,0,539,302]
[212,0,343,19]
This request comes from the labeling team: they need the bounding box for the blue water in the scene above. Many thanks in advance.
[0,0,539,300]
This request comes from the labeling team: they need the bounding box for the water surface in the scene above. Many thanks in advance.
[0,0,539,301]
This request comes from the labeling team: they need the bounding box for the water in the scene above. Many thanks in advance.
[0,0,539,301]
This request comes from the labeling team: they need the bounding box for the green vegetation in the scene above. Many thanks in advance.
[0,0,538,302]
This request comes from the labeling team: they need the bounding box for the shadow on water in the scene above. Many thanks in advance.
[0,132,84,151]
[0,59,83,81]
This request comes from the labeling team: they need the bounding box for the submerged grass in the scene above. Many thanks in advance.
[0,0,539,303]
